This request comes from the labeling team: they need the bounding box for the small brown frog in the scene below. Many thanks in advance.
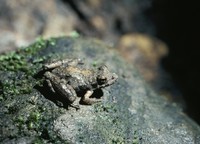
[40,59,118,108]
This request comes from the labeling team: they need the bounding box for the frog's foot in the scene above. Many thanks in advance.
[43,59,83,70]
[46,79,56,93]
[82,90,102,105]
[69,103,80,110]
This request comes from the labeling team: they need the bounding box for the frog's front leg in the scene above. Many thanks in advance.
[99,73,118,88]
[43,58,83,70]
[46,79,56,93]
[82,90,102,105]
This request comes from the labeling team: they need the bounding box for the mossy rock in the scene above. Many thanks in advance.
[0,37,200,144]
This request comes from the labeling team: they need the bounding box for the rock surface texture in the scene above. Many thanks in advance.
[0,37,200,144]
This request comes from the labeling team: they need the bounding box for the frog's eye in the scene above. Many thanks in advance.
[98,65,108,71]
[97,76,107,85]
[100,76,106,80]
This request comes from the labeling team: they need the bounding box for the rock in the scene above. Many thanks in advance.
[0,37,200,143]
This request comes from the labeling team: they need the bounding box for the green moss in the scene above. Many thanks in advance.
[27,111,41,130]
[69,31,80,38]
[0,37,57,73]
[0,37,57,96]
[48,37,56,46]
[92,61,98,67]
[0,37,43,72]
[14,115,26,130]
[1,76,33,96]
[12,104,60,140]
[29,111,41,122]
[0,51,27,72]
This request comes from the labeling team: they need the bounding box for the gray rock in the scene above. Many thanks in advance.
[0,37,200,144]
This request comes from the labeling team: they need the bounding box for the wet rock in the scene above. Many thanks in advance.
[0,37,199,143]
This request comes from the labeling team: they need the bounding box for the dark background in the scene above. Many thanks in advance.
[151,0,200,123]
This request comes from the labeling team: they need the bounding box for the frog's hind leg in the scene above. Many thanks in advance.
[82,90,102,105]
[52,79,77,103]
[43,59,83,70]
[44,72,78,105]
[56,82,80,109]
[58,83,80,109]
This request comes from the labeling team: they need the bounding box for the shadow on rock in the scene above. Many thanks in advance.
[34,81,103,110]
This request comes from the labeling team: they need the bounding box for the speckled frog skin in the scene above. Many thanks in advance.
[41,59,118,108]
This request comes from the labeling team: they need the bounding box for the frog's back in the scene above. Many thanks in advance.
[59,66,96,91]
[66,66,93,76]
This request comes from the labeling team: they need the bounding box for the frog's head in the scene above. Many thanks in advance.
[96,65,118,88]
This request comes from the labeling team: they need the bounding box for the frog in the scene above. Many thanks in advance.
[40,58,118,108]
